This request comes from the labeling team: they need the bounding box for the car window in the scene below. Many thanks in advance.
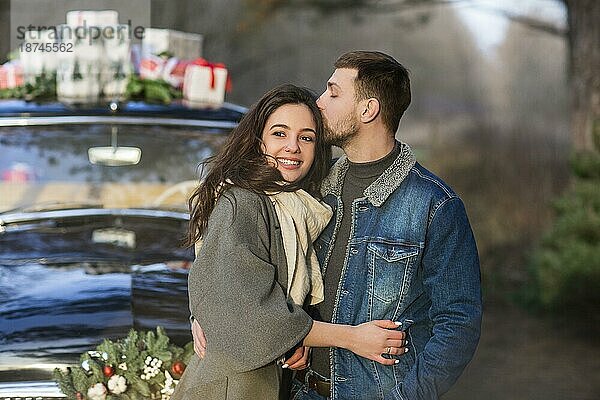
[0,124,228,212]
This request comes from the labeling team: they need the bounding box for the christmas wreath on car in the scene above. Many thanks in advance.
[53,327,194,400]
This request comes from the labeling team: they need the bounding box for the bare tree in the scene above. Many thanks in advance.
[563,0,599,153]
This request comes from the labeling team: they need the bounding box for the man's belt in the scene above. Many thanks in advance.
[295,369,331,398]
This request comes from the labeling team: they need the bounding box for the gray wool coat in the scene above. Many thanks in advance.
[172,186,313,400]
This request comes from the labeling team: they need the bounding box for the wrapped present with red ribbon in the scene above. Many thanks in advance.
[139,55,166,81]
[161,58,190,89]
[0,62,24,90]
[183,58,231,107]
[139,56,190,89]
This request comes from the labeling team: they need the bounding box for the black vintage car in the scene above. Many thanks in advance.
[0,100,244,398]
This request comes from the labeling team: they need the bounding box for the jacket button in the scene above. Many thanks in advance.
[350,248,358,255]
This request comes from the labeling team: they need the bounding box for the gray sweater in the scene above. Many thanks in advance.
[172,186,313,399]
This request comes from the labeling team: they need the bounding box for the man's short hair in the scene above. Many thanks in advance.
[334,51,411,135]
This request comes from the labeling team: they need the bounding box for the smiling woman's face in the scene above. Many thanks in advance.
[261,103,317,183]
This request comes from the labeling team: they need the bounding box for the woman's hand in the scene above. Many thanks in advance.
[302,320,409,366]
[345,320,408,366]
[283,346,311,370]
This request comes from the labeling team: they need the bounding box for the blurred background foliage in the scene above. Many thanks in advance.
[526,149,600,320]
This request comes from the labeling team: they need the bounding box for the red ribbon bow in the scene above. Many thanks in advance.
[191,58,232,92]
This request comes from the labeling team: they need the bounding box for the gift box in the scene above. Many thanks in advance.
[139,55,166,80]
[19,29,58,81]
[101,24,132,99]
[57,13,132,101]
[142,28,203,60]
[183,59,228,107]
[161,58,189,88]
[139,56,188,89]
[59,25,104,63]
[56,59,101,103]
[66,10,119,28]
[0,62,24,89]
[56,25,103,103]
[103,61,132,99]
[103,24,131,61]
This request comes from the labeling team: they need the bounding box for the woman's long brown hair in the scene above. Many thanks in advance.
[184,84,331,247]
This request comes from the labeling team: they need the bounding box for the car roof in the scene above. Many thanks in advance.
[0,99,246,121]
[0,100,247,129]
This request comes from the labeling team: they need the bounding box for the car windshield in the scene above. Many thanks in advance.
[0,124,228,213]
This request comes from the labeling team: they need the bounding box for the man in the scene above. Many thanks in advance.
[291,50,481,400]
[193,51,482,400]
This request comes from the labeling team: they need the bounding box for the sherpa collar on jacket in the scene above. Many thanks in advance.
[320,141,416,207]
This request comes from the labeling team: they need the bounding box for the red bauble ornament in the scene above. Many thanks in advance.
[102,365,115,377]
[171,361,186,375]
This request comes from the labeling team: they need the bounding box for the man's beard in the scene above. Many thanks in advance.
[324,113,359,148]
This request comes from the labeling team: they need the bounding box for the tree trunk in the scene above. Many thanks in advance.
[565,0,600,153]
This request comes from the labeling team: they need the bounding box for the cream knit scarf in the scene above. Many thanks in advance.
[268,189,332,306]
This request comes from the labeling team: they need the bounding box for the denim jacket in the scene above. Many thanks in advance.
[314,142,482,400]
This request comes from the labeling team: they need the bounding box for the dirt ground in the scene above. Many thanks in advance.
[442,302,600,400]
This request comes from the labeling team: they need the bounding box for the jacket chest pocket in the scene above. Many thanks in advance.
[367,242,419,305]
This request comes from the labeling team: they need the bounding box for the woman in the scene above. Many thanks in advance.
[172,85,406,400]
